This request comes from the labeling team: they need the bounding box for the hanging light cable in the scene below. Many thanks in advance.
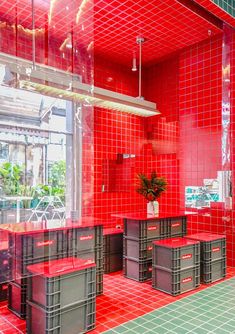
[136,36,145,99]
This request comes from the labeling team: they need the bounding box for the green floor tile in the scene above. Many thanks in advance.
[173,327,190,334]
[111,327,128,333]
[180,322,198,331]
[193,328,212,334]
[212,329,231,334]
[131,325,149,333]
[122,322,139,330]
[103,278,235,334]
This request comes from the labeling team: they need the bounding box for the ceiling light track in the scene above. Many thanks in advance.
[0,52,160,117]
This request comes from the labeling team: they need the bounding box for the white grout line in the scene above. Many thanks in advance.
[0,314,24,334]
[102,277,235,333]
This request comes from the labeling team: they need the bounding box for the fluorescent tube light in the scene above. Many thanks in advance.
[0,52,160,117]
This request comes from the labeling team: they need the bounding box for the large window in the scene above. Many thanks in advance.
[0,84,78,223]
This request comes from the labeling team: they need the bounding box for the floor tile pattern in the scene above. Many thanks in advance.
[0,268,234,333]
[103,276,235,334]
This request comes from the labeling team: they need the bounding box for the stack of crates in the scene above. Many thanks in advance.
[0,242,11,301]
[152,237,200,296]
[123,218,165,282]
[123,216,187,282]
[26,257,96,334]
[8,230,67,318]
[103,228,123,273]
[186,233,226,283]
[67,225,104,295]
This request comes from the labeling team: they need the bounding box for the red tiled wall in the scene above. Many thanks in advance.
[94,56,144,225]
[94,55,180,225]
[229,29,235,264]
[144,57,180,214]
[94,34,235,266]
[179,35,222,207]
[144,56,179,122]
[179,33,235,266]
[0,21,92,82]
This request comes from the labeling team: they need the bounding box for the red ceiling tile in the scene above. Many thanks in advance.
[0,0,223,65]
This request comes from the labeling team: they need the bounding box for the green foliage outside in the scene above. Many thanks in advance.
[0,160,66,207]
[0,162,24,195]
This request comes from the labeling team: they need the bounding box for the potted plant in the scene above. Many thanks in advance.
[136,171,167,216]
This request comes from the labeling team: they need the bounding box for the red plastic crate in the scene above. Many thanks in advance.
[152,237,200,271]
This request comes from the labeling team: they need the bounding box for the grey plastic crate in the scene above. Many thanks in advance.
[96,269,103,295]
[68,225,103,254]
[69,249,103,296]
[26,297,96,334]
[0,282,8,301]
[69,247,103,272]
[124,219,164,240]
[103,232,123,254]
[0,248,12,283]
[201,258,226,284]
[152,239,200,271]
[104,253,123,273]
[27,266,96,311]
[68,227,96,253]
[152,265,200,296]
[12,231,66,260]
[186,234,226,262]
[13,253,66,281]
[8,281,27,319]
[123,257,152,282]
[164,217,187,237]
[123,237,158,261]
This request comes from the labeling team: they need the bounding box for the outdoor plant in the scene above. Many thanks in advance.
[49,160,66,190]
[136,171,167,201]
[0,162,24,195]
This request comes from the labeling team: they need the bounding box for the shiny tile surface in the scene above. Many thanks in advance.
[1,268,234,333]
[103,276,235,334]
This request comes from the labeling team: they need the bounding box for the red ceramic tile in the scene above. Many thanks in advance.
[1,269,234,333]
[0,0,222,68]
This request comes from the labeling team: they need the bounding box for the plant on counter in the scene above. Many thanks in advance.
[136,171,167,201]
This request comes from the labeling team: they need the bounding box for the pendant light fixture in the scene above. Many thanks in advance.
[0,51,160,117]
[132,52,137,72]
